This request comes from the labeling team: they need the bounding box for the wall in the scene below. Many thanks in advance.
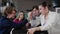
[13,0,53,12]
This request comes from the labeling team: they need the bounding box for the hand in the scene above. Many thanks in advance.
[27,27,41,34]
[26,23,30,27]
[28,12,33,20]
[27,28,36,34]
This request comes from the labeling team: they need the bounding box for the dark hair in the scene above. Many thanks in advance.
[4,6,17,16]
[19,11,25,16]
[40,1,48,8]
[32,5,38,10]
[20,11,24,13]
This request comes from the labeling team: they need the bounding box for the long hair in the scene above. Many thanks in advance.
[16,11,25,21]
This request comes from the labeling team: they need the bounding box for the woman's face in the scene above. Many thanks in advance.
[19,12,24,19]
[39,5,48,15]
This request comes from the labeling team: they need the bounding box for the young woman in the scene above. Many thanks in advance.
[27,1,57,34]
[13,11,29,34]
[0,6,28,34]
[13,11,25,24]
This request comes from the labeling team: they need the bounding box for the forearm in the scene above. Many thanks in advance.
[32,26,41,31]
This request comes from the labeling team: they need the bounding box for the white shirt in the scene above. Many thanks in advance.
[39,11,57,31]
[27,12,41,27]
[48,13,60,34]
[29,16,41,27]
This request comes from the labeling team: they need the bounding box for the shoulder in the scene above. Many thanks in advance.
[23,19,28,21]
[48,11,58,21]
[49,11,57,15]
[49,11,57,17]
[23,19,28,22]
[0,16,8,23]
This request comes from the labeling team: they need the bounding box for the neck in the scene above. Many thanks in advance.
[45,12,48,17]
[44,10,49,18]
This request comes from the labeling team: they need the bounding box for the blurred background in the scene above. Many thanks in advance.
[0,0,60,17]
[0,0,60,12]
[0,0,60,15]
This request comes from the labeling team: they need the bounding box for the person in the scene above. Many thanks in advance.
[28,6,41,27]
[27,1,57,34]
[0,6,28,34]
[13,11,25,24]
[13,11,30,34]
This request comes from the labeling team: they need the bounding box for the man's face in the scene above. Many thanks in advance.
[39,5,47,15]
[9,11,16,18]
[32,8,39,16]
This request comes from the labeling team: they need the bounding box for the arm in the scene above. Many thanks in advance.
[34,13,57,31]
[27,13,58,34]
[0,19,28,29]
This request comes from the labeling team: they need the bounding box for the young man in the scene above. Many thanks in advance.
[27,1,57,34]
[0,6,28,34]
[28,6,40,27]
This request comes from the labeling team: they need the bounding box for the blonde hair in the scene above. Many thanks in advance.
[16,12,20,19]
[16,11,25,20]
